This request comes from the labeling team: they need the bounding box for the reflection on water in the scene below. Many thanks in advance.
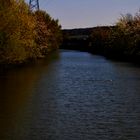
[0,51,60,139]
[0,50,140,140]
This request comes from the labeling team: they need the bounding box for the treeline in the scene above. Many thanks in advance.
[90,12,140,61]
[0,0,62,64]
[60,28,91,51]
[61,11,140,62]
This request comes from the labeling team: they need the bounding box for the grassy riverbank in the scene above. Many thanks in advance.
[0,0,62,65]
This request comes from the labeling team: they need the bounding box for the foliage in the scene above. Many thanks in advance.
[34,10,62,56]
[89,11,140,61]
[0,0,62,64]
[0,0,36,64]
[108,12,140,58]
[89,27,111,54]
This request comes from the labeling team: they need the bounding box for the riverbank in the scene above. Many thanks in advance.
[0,49,60,73]
[61,11,140,64]
[61,27,140,64]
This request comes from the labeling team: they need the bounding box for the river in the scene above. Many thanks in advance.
[0,50,140,140]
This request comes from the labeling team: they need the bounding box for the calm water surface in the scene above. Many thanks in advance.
[0,50,140,140]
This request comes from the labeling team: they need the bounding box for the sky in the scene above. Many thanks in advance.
[26,0,140,29]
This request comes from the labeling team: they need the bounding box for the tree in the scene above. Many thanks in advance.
[0,0,36,63]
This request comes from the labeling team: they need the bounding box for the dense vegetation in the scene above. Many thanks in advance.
[0,0,62,64]
[90,12,140,61]
[60,28,91,51]
[1,0,139,64]
[61,11,140,62]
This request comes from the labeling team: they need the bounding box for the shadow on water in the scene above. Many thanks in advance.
[0,51,60,139]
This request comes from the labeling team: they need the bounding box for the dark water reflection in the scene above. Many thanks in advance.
[0,50,140,140]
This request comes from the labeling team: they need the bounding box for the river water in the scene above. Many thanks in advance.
[0,50,140,140]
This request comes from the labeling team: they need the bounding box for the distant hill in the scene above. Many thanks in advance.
[61,26,114,51]
[62,26,113,38]
[62,28,93,37]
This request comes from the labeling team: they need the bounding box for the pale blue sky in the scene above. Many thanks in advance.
[26,0,140,29]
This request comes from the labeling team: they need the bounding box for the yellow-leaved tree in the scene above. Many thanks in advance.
[0,0,36,64]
